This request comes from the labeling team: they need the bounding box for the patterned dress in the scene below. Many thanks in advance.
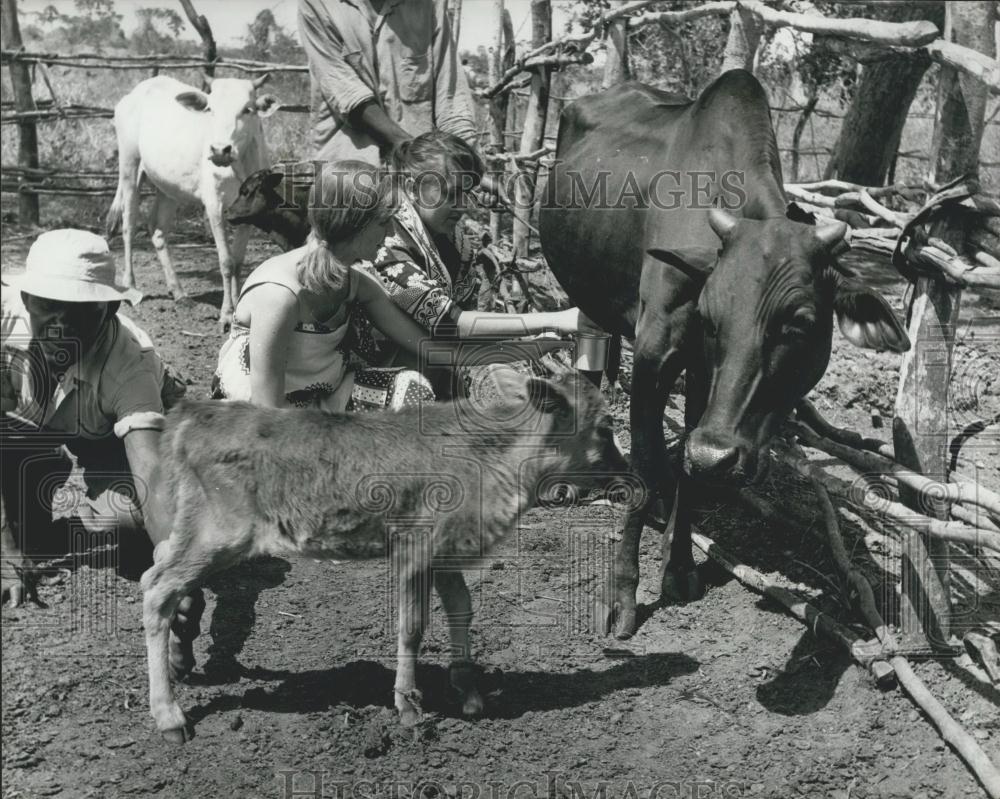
[348,194,538,404]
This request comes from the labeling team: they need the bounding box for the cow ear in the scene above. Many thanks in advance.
[263,170,284,191]
[254,94,280,118]
[832,277,910,353]
[175,91,209,112]
[646,246,717,284]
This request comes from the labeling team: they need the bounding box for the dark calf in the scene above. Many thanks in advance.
[142,371,628,742]
[225,168,310,251]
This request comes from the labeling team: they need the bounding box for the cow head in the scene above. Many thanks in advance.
[648,208,909,485]
[175,74,280,168]
[226,168,286,225]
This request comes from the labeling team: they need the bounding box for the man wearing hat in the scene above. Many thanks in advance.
[2,229,202,675]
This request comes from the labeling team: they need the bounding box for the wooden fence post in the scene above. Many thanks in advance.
[449,0,463,50]
[513,0,552,258]
[893,0,995,652]
[487,1,513,243]
[2,0,40,227]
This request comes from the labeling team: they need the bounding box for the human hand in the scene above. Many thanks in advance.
[554,308,605,338]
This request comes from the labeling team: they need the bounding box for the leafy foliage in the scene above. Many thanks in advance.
[23,0,126,51]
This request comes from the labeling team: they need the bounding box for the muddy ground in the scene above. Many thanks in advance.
[2,218,999,799]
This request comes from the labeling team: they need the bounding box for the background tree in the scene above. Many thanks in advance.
[822,0,945,185]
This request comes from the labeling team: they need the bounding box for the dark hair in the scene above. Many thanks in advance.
[298,160,394,294]
[390,130,485,185]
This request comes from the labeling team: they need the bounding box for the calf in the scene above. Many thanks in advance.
[225,168,311,251]
[142,371,628,742]
[108,76,280,331]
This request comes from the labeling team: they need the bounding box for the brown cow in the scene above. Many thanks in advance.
[141,371,629,742]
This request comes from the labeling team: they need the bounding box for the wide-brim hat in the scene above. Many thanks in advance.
[4,229,142,305]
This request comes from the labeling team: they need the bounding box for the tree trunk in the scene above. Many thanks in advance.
[824,2,945,185]
[791,95,818,182]
[602,18,630,88]
[720,5,762,73]
[1,0,40,227]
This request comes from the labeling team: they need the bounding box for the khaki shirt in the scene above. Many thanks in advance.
[1,293,166,440]
[298,0,477,164]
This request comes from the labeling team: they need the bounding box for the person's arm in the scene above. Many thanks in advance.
[298,0,383,128]
[452,307,604,339]
[431,0,477,145]
[348,99,412,152]
[244,286,299,409]
[121,428,165,543]
[353,267,437,358]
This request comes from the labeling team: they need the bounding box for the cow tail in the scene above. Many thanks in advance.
[106,183,123,239]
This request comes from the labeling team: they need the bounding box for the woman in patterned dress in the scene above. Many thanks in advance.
[212,160,442,412]
[351,131,601,400]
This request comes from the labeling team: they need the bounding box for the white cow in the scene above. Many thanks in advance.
[107,75,279,331]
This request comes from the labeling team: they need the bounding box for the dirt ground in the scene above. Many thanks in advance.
[2,218,999,799]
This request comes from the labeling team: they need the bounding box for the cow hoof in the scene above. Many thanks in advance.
[448,661,485,717]
[661,569,705,603]
[594,599,638,639]
[462,690,485,717]
[395,688,423,728]
[161,725,193,744]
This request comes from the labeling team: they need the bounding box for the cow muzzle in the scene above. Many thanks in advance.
[684,430,757,484]
[208,144,236,167]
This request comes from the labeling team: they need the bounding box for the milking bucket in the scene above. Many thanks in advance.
[573,333,611,371]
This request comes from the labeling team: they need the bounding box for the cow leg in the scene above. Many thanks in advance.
[661,359,710,602]
[433,567,484,718]
[148,194,187,303]
[229,223,250,302]
[205,207,236,334]
[603,336,685,639]
[117,163,141,291]
[394,563,431,727]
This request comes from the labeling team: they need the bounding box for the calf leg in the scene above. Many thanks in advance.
[148,194,186,302]
[142,539,197,743]
[433,568,483,718]
[394,560,431,727]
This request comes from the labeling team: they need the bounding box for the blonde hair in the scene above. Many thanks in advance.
[297,160,394,294]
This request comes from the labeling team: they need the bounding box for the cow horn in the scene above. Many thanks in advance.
[707,207,739,242]
[252,72,271,89]
[815,220,848,250]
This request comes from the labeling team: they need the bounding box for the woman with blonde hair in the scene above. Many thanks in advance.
[212,160,438,411]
